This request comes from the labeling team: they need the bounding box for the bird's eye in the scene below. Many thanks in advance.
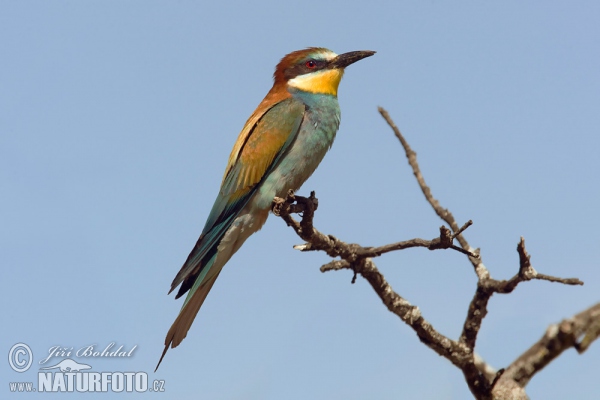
[305,60,317,69]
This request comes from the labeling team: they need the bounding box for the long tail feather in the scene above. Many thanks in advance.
[155,256,222,371]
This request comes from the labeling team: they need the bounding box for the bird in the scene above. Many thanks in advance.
[157,47,375,370]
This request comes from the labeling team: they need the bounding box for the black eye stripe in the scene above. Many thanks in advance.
[307,59,327,69]
[283,59,328,80]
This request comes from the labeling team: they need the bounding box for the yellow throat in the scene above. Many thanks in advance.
[287,68,345,96]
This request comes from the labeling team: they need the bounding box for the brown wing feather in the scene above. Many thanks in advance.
[222,84,291,184]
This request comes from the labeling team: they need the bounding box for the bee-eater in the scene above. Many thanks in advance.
[157,47,375,369]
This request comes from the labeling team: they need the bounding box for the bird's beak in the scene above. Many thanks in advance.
[329,50,376,69]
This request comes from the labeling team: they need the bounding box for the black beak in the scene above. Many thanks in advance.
[329,50,376,69]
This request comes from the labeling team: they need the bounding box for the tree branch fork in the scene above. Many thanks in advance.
[270,108,595,400]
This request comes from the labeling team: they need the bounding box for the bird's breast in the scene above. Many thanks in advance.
[253,93,341,210]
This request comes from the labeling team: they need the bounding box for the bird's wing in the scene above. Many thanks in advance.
[169,96,306,298]
[156,96,306,371]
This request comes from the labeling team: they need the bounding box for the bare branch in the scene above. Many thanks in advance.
[378,107,481,267]
[276,197,472,366]
[328,258,473,365]
[273,192,494,398]
[273,190,476,261]
[497,303,600,391]
[356,224,478,258]
[272,108,590,399]
[491,238,583,293]
[459,237,583,350]
[378,109,584,353]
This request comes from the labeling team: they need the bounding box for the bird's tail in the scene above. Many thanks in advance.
[155,253,222,372]
[156,211,268,371]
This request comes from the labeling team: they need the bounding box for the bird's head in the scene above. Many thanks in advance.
[273,48,375,96]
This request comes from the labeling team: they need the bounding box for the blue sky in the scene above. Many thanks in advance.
[1,1,599,399]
